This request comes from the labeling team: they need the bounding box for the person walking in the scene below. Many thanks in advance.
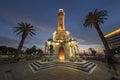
[105,54,119,77]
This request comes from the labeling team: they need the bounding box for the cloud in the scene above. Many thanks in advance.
[0,35,45,50]
[70,32,104,50]
[71,33,102,45]
[35,24,56,33]
[24,37,44,45]
[0,14,56,34]
[0,35,19,48]
[79,38,102,45]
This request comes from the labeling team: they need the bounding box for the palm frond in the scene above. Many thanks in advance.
[13,22,36,36]
[16,31,23,35]
[83,9,108,28]
[29,31,36,36]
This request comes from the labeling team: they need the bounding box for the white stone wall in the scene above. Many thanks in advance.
[45,39,78,61]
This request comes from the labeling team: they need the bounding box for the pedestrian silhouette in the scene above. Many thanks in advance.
[105,54,119,77]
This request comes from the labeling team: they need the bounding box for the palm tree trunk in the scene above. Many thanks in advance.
[14,33,27,59]
[94,24,111,54]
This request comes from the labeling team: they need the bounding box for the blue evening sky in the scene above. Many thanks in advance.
[0,0,120,51]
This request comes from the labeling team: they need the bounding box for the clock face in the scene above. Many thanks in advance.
[58,12,63,16]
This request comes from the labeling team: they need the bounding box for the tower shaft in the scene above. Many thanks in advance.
[57,9,65,31]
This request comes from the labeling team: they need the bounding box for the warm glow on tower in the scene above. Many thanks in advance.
[58,47,65,62]
[57,9,65,31]
[45,9,79,61]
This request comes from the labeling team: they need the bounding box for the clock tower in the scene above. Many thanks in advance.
[45,9,79,61]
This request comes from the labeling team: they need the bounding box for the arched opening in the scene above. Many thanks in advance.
[58,47,65,61]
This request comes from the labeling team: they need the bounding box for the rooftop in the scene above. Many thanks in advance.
[104,28,120,38]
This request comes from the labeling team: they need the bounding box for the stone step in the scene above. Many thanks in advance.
[82,62,93,68]
[30,62,56,71]
[29,61,97,73]
[33,62,41,67]
[35,61,42,65]
[55,61,91,68]
[36,61,56,68]
[84,63,96,72]
[63,63,96,72]
[30,63,38,71]
[74,61,90,65]
[49,62,96,72]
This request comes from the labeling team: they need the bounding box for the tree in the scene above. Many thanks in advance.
[0,46,17,55]
[49,44,54,55]
[89,48,96,56]
[13,22,36,60]
[84,9,111,54]
[25,48,30,55]
[25,46,42,55]
[37,49,43,54]
[0,46,7,55]
[37,49,44,58]
[7,47,17,55]
[29,45,37,55]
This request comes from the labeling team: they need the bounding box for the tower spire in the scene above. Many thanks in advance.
[57,9,65,31]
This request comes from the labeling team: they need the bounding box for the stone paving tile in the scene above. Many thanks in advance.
[0,60,112,80]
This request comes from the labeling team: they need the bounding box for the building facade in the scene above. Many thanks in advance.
[104,28,120,49]
[45,9,79,61]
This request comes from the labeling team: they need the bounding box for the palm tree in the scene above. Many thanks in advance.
[13,22,36,60]
[83,9,111,54]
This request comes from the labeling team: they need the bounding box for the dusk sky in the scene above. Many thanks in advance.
[0,0,120,52]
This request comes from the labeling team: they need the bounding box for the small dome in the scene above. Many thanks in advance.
[47,38,53,41]
[58,9,65,16]
[70,38,77,41]
[59,9,64,12]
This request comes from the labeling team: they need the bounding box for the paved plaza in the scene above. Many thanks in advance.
[0,60,119,80]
